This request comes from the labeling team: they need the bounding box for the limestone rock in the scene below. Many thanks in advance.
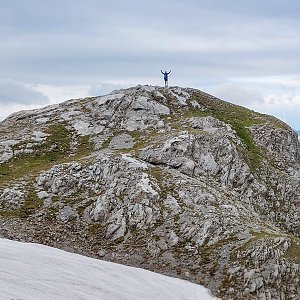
[0,85,299,300]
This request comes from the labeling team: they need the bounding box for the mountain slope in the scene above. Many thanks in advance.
[0,85,299,299]
[0,238,216,300]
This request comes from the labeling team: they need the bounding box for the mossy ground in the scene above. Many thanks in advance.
[0,188,42,218]
[0,88,299,300]
[183,92,269,169]
[230,231,300,263]
[0,124,94,188]
[284,236,300,263]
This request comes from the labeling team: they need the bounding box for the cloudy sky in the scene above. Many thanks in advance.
[1,0,300,129]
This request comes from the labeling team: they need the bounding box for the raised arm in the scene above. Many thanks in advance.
[167,70,171,74]
[161,70,164,74]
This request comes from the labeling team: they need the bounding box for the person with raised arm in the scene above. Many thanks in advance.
[161,70,171,88]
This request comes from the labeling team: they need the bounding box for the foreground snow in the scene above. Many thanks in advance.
[0,238,216,300]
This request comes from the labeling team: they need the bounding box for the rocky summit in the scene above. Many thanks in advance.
[0,85,299,299]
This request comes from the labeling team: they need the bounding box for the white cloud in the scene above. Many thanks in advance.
[0,103,45,121]
[0,1,299,129]
[1,1,300,84]
[208,79,300,130]
[233,75,300,89]
[89,83,130,96]
[252,94,300,130]
[1,79,300,131]
[211,83,264,105]
[0,79,49,105]
[33,84,91,104]
[0,81,137,122]
[34,82,134,104]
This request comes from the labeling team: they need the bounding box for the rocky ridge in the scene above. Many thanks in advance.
[0,85,299,299]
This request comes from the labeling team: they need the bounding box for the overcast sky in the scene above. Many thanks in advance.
[1,0,300,129]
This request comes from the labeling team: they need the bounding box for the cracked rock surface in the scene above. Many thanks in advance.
[0,85,299,299]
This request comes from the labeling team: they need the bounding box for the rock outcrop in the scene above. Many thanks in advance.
[0,85,299,299]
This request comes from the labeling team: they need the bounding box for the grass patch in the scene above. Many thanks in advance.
[41,123,72,161]
[232,231,299,260]
[101,135,114,149]
[166,92,262,169]
[147,166,178,200]
[127,130,148,152]
[148,166,163,183]
[45,206,59,220]
[18,189,42,218]
[230,123,261,169]
[284,236,300,263]
[0,124,71,184]
[0,189,42,219]
[88,223,101,234]
[187,92,264,170]
[0,123,95,188]
[76,135,94,155]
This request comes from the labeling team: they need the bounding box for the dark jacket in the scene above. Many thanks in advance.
[161,70,171,81]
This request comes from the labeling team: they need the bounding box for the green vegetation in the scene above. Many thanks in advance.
[160,92,265,170]
[18,189,42,218]
[232,231,300,263]
[42,124,72,160]
[88,223,101,235]
[45,206,59,221]
[185,92,266,169]
[0,124,94,187]
[127,130,154,154]
[77,135,93,155]
[231,123,261,169]
[101,135,114,149]
[284,236,300,263]
[147,166,179,201]
[0,189,42,218]
[0,124,71,186]
[147,166,163,183]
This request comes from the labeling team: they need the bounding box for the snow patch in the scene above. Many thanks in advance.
[0,238,217,300]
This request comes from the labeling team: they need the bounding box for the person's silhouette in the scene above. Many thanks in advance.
[161,70,171,87]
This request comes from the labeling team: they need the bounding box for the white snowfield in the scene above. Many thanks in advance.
[0,238,217,300]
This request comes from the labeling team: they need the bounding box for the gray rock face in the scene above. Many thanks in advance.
[250,125,300,171]
[0,188,24,209]
[108,133,135,150]
[0,85,299,299]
